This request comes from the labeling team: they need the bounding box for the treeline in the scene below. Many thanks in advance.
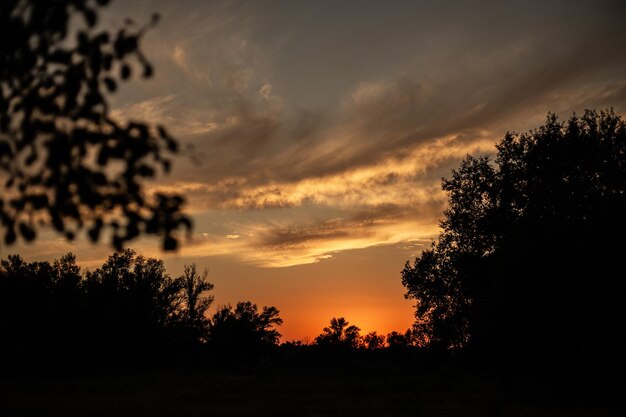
[312,317,420,350]
[0,250,282,371]
[0,250,430,373]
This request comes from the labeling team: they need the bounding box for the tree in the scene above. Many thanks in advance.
[84,249,184,361]
[402,110,626,374]
[52,253,82,293]
[177,263,214,341]
[363,331,386,349]
[0,250,218,369]
[87,250,183,324]
[385,329,418,349]
[207,301,283,353]
[0,252,85,366]
[315,317,362,348]
[0,0,190,251]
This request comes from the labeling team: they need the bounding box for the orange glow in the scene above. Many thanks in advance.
[160,243,423,342]
[281,301,415,342]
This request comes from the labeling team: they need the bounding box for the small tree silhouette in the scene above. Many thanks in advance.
[363,331,386,349]
[386,330,416,348]
[208,302,283,347]
[177,263,214,342]
[315,317,362,348]
[206,301,283,365]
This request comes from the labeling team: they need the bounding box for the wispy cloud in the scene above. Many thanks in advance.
[17,0,626,269]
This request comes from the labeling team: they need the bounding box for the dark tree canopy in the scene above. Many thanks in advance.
[206,301,283,365]
[208,301,283,348]
[315,317,362,348]
[0,250,221,369]
[385,329,418,349]
[363,331,385,350]
[178,264,214,342]
[0,0,190,251]
[402,110,626,374]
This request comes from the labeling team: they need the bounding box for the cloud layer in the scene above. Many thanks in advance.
[13,0,626,269]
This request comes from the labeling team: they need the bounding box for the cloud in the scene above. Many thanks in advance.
[172,209,439,268]
[19,0,626,269]
[137,36,625,267]
[110,95,223,136]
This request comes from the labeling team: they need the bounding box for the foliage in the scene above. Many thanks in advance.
[208,301,283,349]
[386,329,418,348]
[402,110,626,372]
[176,263,214,342]
[0,249,438,371]
[83,249,184,354]
[0,250,215,368]
[0,0,190,250]
[363,331,386,349]
[315,317,362,348]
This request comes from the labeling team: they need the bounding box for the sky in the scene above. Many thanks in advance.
[6,0,626,341]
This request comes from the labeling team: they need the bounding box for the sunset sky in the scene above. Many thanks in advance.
[6,0,626,341]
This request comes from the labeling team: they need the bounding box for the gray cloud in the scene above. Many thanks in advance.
[29,0,625,266]
[105,0,626,183]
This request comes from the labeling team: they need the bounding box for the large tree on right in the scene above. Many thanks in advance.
[402,110,626,376]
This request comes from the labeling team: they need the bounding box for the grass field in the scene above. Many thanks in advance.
[1,370,621,417]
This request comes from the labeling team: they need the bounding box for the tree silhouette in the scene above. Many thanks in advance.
[2,250,306,370]
[385,329,417,349]
[207,301,283,363]
[315,317,362,348]
[0,252,85,366]
[363,331,386,349]
[0,0,190,251]
[402,110,626,375]
[83,249,185,362]
[176,263,214,342]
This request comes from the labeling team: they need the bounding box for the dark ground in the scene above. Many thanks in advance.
[0,370,622,417]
